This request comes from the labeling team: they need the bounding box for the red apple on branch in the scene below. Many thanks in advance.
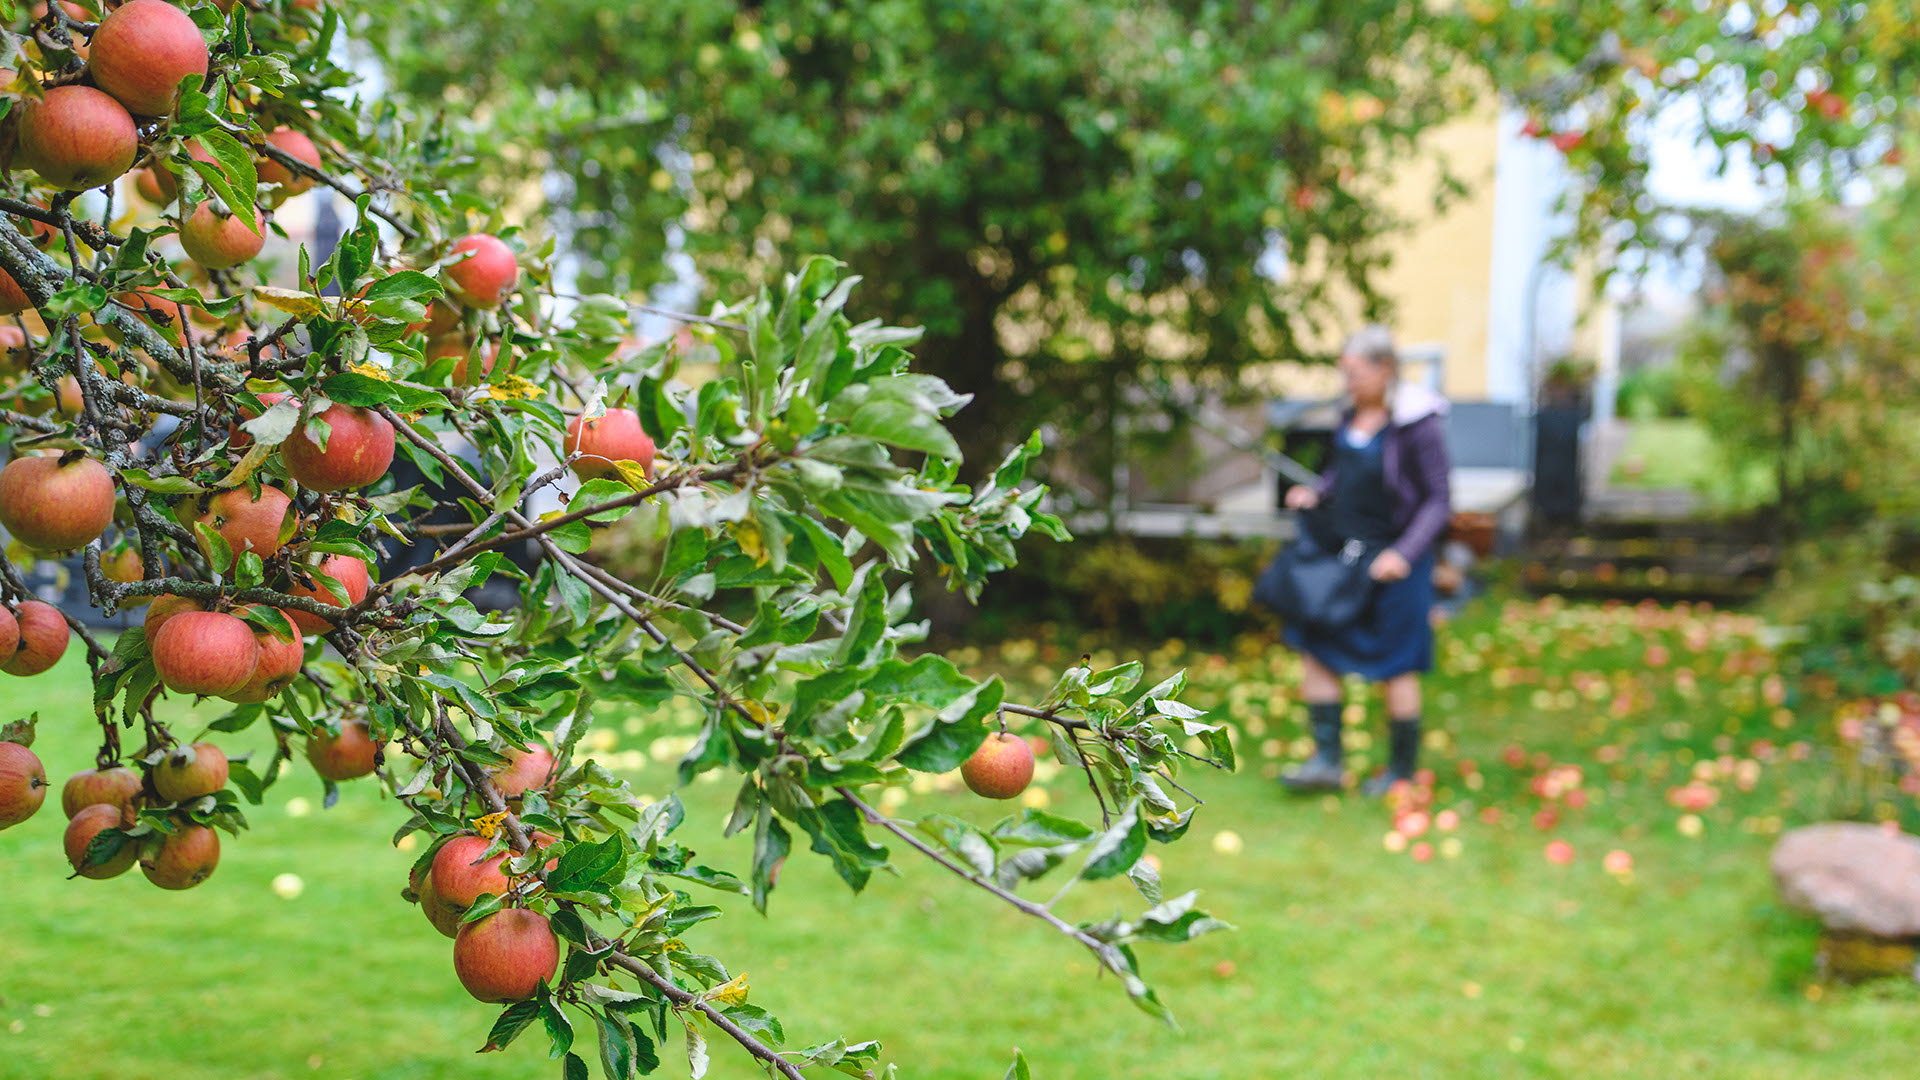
[442,233,519,309]
[307,720,381,781]
[151,741,230,804]
[151,612,259,697]
[281,403,396,492]
[0,740,48,829]
[564,409,655,482]
[65,804,138,879]
[454,908,560,1003]
[0,453,117,552]
[2,601,70,676]
[62,766,142,820]
[88,0,211,118]
[960,732,1035,799]
[15,86,138,191]
[141,822,220,890]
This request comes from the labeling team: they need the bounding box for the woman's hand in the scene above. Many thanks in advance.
[1369,549,1411,583]
[1285,485,1321,510]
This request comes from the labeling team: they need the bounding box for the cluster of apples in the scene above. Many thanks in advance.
[403,744,565,1003]
[0,736,216,888]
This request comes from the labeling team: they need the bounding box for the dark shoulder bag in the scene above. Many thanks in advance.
[1254,508,1381,630]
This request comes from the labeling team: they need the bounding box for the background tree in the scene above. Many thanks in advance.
[0,2,1233,1076]
[364,1,1917,490]
[358,0,1480,481]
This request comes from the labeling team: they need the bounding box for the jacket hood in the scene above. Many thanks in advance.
[1391,381,1450,426]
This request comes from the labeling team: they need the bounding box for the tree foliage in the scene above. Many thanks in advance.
[0,2,1232,1075]
[365,1,1915,483]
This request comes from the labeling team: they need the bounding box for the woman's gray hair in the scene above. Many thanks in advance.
[1342,324,1399,371]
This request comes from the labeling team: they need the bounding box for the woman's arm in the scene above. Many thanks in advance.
[1390,417,1452,562]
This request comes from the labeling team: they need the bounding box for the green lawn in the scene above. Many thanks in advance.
[3,597,1917,1080]
[1608,418,1774,507]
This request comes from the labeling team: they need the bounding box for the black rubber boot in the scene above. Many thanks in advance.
[1362,716,1421,797]
[1280,703,1346,793]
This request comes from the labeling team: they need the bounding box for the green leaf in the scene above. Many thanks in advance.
[546,833,626,895]
[751,805,790,914]
[846,399,960,459]
[480,999,543,1053]
[188,129,259,230]
[795,799,887,893]
[894,676,1003,774]
[117,469,207,495]
[563,1051,590,1080]
[1081,806,1146,881]
[320,371,398,407]
[541,994,576,1059]
[1004,1049,1032,1080]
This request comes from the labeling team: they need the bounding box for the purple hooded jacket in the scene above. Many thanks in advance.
[1312,383,1453,563]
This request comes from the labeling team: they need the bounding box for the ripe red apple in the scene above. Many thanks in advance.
[281,403,396,492]
[65,803,138,879]
[256,127,321,203]
[15,85,138,190]
[0,453,117,551]
[151,611,258,697]
[283,554,371,634]
[442,234,519,309]
[88,0,210,118]
[192,485,292,572]
[306,719,380,781]
[179,202,266,270]
[2,600,70,676]
[129,142,215,207]
[141,822,219,890]
[411,856,466,938]
[221,606,304,704]
[151,741,229,804]
[0,605,17,667]
[430,834,513,917]
[143,594,204,640]
[960,732,1035,800]
[0,740,48,829]
[0,266,28,315]
[490,744,556,798]
[564,409,655,482]
[61,766,142,820]
[454,908,560,1003]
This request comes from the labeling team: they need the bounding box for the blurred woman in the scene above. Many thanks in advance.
[1279,326,1452,795]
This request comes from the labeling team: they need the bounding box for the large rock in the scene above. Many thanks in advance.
[1772,822,1920,938]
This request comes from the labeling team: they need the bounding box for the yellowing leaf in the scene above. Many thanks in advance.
[251,286,327,318]
[612,460,655,489]
[703,973,750,1008]
[348,361,391,381]
[482,374,545,401]
[472,812,509,839]
[731,520,767,565]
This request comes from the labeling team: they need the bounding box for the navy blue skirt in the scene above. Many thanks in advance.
[1282,549,1436,680]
